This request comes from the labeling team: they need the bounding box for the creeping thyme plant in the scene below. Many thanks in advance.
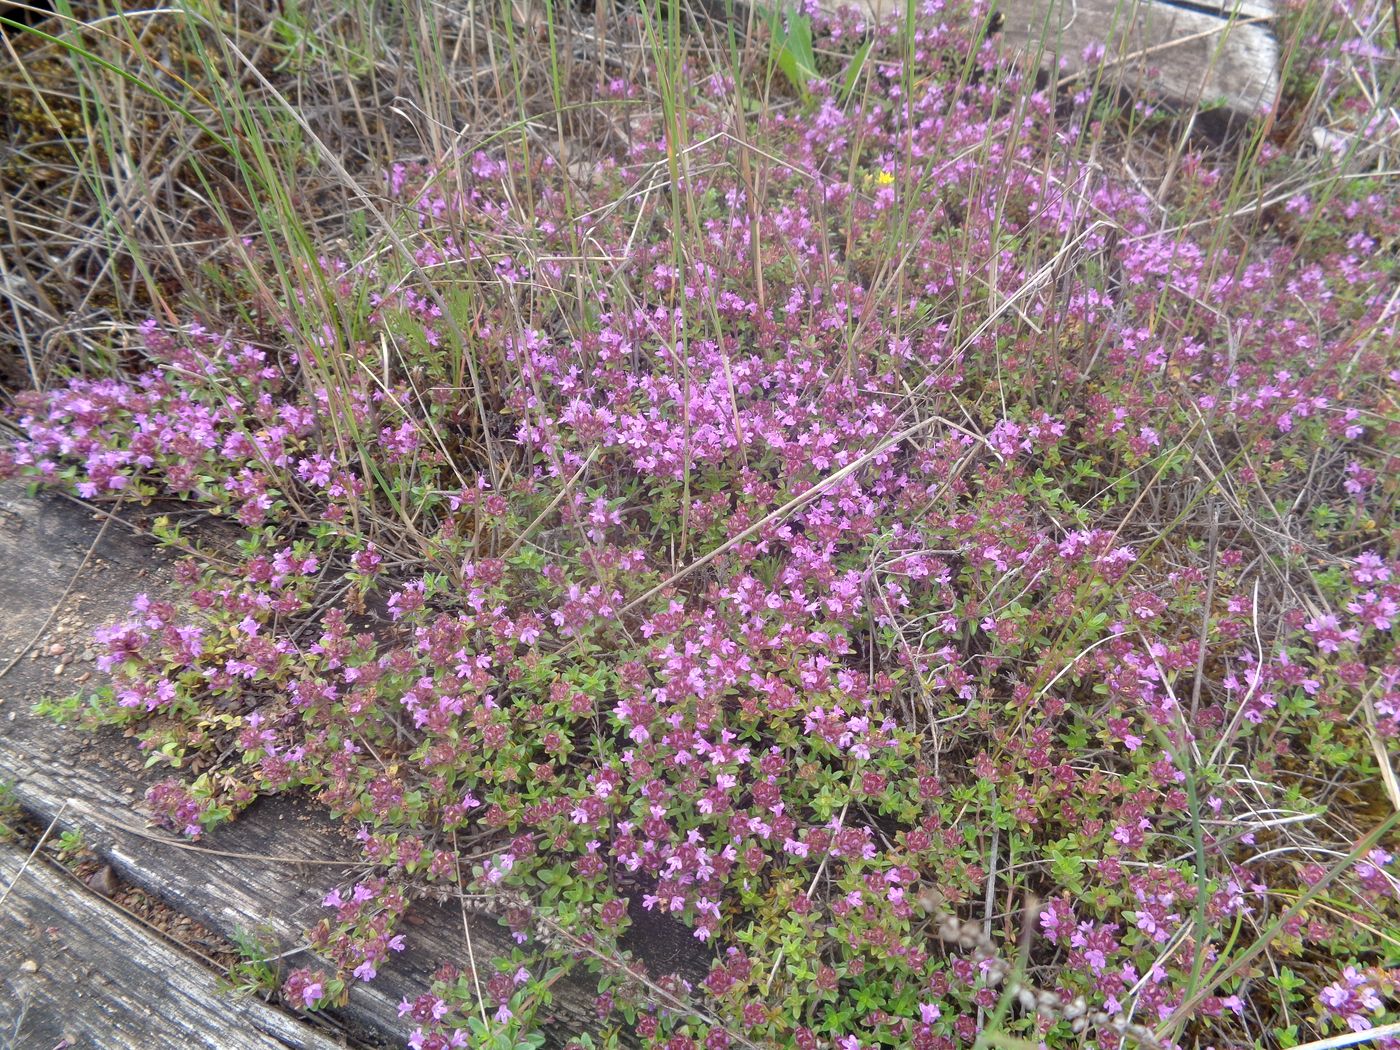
[3,0,1399,1047]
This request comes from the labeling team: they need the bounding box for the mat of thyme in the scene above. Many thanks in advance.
[5,6,1400,1050]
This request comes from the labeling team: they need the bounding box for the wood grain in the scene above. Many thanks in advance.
[992,0,1278,114]
[0,843,347,1050]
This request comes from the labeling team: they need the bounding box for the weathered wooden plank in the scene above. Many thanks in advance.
[0,485,704,1048]
[0,843,347,1050]
[993,0,1279,114]
[1184,0,1275,21]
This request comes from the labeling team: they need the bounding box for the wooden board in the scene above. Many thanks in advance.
[1184,0,1275,19]
[0,843,347,1050]
[0,484,706,1047]
[993,0,1278,114]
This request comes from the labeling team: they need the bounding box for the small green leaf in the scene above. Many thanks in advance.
[767,7,818,99]
[839,37,873,105]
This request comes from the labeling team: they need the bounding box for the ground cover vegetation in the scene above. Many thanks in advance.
[2,0,1399,1046]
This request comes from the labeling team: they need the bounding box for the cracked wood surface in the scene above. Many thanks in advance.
[994,0,1278,115]
[0,843,348,1050]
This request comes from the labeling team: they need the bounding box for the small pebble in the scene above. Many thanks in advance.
[86,865,119,897]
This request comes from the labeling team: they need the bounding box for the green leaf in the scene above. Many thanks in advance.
[838,37,873,105]
[767,7,818,99]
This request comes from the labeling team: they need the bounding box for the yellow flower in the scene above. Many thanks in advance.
[875,170,895,186]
